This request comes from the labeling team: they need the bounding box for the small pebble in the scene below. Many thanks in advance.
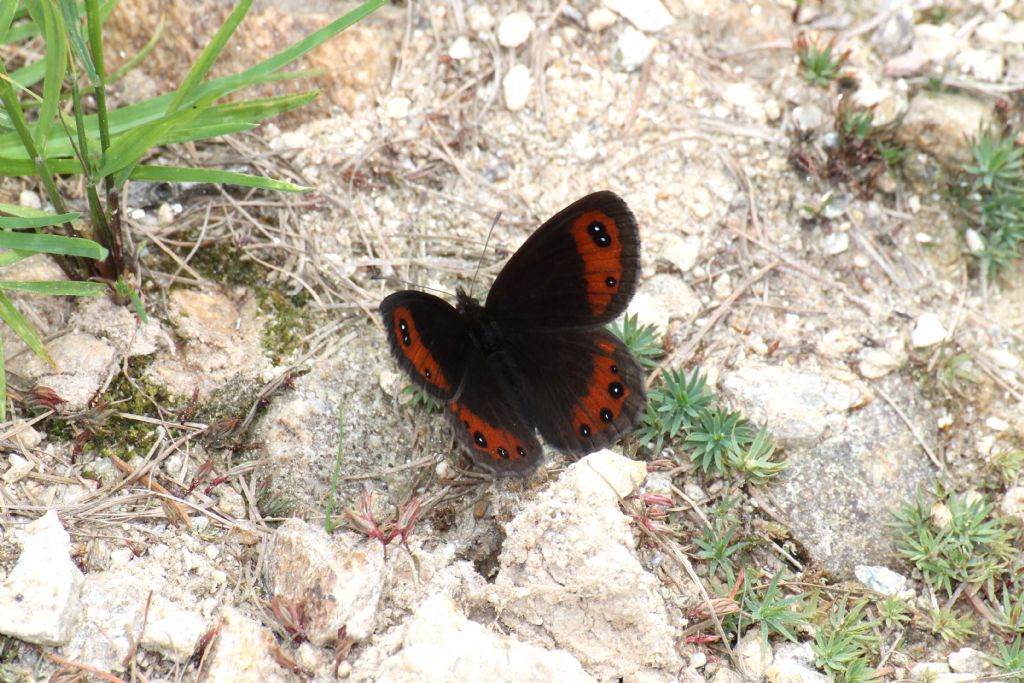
[986,416,1008,432]
[614,26,655,71]
[448,36,472,60]
[467,5,494,32]
[384,96,411,120]
[503,64,532,111]
[604,0,674,32]
[2,454,34,484]
[792,104,824,131]
[822,231,849,256]
[911,312,947,348]
[586,7,617,32]
[965,228,985,254]
[19,189,41,209]
[498,11,534,48]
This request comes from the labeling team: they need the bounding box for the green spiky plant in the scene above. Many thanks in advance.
[610,313,663,370]
[957,126,1024,277]
[795,34,849,87]
[892,492,1016,596]
[637,367,785,482]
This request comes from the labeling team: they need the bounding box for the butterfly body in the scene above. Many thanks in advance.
[381,192,646,475]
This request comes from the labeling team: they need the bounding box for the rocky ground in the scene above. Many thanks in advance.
[1,0,1023,681]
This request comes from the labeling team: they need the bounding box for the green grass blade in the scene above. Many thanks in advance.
[0,212,81,228]
[0,83,314,162]
[0,0,18,43]
[0,156,82,175]
[0,290,55,368]
[0,231,108,260]
[114,278,148,324]
[131,165,311,192]
[0,251,32,268]
[96,106,203,178]
[236,0,386,85]
[23,0,68,150]
[0,332,5,421]
[168,0,253,114]
[57,0,100,85]
[7,59,46,91]
[325,401,346,533]
[0,280,107,295]
[4,12,39,44]
[202,91,318,124]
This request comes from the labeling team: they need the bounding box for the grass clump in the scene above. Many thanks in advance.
[988,636,1024,681]
[637,367,786,483]
[795,34,849,87]
[736,570,812,649]
[609,313,663,370]
[925,605,976,645]
[956,126,1024,277]
[892,491,1016,596]
[693,519,747,586]
[812,597,880,682]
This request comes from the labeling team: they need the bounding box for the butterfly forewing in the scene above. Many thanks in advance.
[379,292,467,401]
[504,327,646,454]
[485,191,640,329]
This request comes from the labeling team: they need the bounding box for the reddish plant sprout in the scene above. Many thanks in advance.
[343,491,426,554]
[270,595,306,643]
[646,459,676,472]
[344,491,389,545]
[384,496,424,548]
[178,387,200,424]
[629,491,675,533]
[334,625,355,674]
[203,475,230,496]
[686,569,744,622]
[71,430,92,462]
[204,418,241,446]
[188,460,216,494]
[28,385,66,411]
[196,627,220,660]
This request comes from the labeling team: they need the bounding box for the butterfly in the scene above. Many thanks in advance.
[380,191,646,475]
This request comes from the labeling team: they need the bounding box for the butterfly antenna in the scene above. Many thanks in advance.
[469,211,502,298]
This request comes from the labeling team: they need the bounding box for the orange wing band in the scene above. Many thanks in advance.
[450,402,530,465]
[569,210,624,317]
[392,306,450,391]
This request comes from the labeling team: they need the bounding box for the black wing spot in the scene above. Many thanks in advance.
[605,276,617,288]
[474,431,488,448]
[579,424,592,437]
[600,408,613,423]
[497,447,509,459]
[516,446,526,457]
[609,382,624,399]
[587,221,612,248]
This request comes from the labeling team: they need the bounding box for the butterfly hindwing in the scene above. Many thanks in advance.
[485,191,640,329]
[379,291,467,401]
[447,350,543,475]
[504,326,646,454]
